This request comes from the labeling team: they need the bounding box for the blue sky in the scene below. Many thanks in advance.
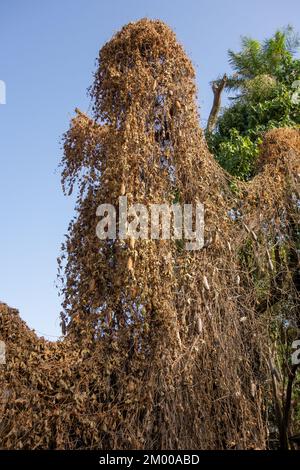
[0,0,299,338]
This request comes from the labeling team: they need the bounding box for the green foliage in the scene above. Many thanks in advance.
[207,27,300,180]
[216,128,262,180]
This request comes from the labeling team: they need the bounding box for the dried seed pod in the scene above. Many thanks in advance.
[266,249,274,271]
[129,236,135,250]
[127,256,134,272]
[213,231,220,245]
[127,379,135,392]
[130,286,137,298]
[243,222,250,233]
[176,330,182,347]
[251,230,258,241]
[106,309,112,325]
[196,317,203,334]
[203,275,210,291]
[268,258,274,271]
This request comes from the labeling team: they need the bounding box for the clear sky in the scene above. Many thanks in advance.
[0,0,299,339]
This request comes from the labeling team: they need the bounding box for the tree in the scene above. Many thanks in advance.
[57,19,277,449]
[207,26,300,180]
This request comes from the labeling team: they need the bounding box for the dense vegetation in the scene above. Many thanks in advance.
[207,27,300,180]
[0,20,299,450]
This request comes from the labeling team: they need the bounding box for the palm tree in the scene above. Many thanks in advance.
[226,26,300,93]
[206,26,300,132]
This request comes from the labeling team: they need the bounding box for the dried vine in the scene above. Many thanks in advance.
[0,19,299,450]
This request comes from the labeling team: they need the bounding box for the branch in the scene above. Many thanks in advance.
[206,74,227,134]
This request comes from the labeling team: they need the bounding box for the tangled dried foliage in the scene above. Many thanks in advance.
[0,19,299,450]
